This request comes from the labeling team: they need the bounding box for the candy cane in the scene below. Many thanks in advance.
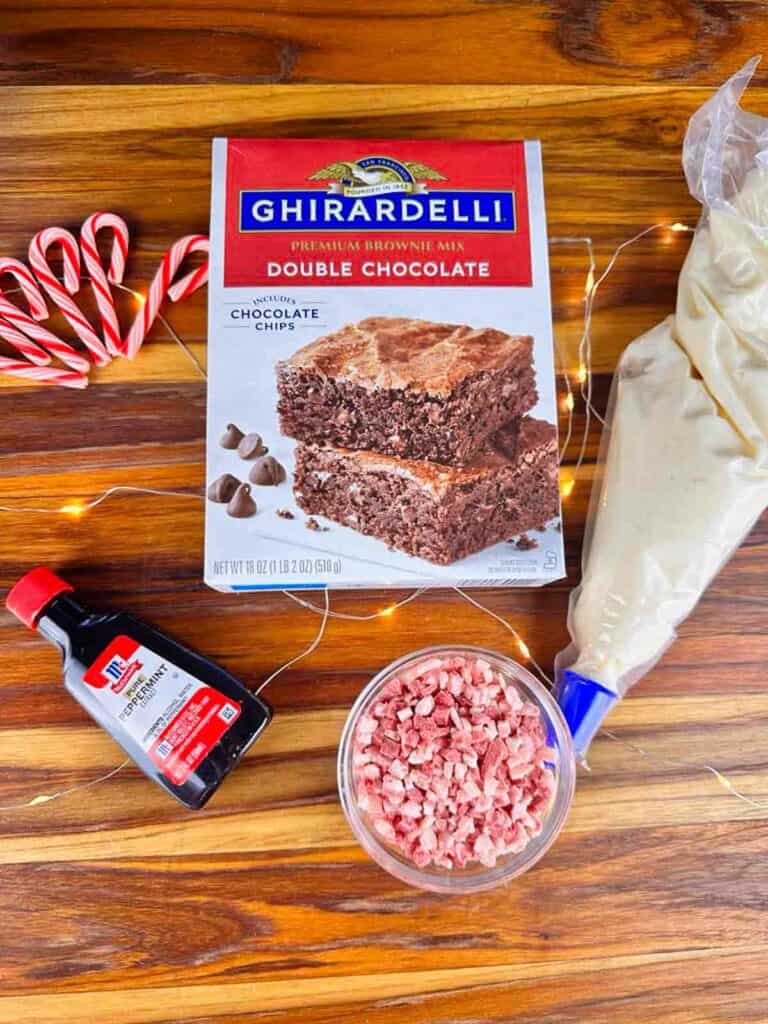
[123,234,209,359]
[0,317,51,366]
[79,212,129,357]
[0,258,47,320]
[0,354,87,389]
[0,257,90,372]
[29,227,111,366]
[167,237,209,302]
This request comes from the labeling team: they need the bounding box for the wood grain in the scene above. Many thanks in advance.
[1,35,768,1024]
[1,0,768,86]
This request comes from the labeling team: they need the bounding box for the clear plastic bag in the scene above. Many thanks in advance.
[555,58,768,760]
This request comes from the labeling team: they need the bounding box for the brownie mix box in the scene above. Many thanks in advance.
[205,138,565,591]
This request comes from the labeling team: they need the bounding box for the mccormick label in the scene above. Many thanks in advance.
[84,636,241,785]
[206,138,565,592]
[225,140,532,287]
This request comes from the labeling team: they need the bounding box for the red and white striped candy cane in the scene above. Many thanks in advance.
[29,227,111,367]
[0,257,47,320]
[0,317,51,366]
[0,354,88,389]
[0,257,90,372]
[79,212,129,357]
[166,237,209,302]
[123,234,209,359]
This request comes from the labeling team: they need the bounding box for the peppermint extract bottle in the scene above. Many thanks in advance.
[6,567,272,809]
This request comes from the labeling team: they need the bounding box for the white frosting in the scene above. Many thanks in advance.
[568,167,768,692]
[676,166,768,457]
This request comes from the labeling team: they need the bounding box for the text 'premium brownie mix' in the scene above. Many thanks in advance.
[206,139,565,590]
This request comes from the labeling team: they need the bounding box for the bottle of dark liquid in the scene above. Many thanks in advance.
[6,567,272,809]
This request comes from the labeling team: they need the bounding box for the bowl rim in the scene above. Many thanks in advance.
[337,643,576,894]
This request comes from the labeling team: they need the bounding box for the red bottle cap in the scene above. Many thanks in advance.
[6,567,74,628]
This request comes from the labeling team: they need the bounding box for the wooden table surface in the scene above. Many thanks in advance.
[2,5,768,1023]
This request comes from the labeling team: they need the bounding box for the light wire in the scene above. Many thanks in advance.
[7,222,753,819]
[0,485,203,515]
[253,589,331,697]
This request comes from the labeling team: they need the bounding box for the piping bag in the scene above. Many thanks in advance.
[555,58,768,761]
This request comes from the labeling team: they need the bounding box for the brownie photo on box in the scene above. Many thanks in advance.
[293,416,559,566]
[277,316,537,465]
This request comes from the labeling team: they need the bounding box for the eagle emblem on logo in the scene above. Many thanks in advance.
[308,156,446,196]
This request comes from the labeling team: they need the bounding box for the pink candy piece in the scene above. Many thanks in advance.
[352,654,556,872]
[415,695,435,717]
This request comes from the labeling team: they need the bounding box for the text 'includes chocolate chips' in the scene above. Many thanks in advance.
[237,433,268,459]
[207,473,241,503]
[249,455,286,486]
[227,483,257,518]
[219,423,245,449]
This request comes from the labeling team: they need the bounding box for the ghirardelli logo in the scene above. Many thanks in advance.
[239,153,516,234]
[307,156,446,197]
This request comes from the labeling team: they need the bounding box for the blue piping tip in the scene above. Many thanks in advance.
[556,669,618,758]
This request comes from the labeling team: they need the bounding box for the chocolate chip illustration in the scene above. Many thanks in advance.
[219,423,244,449]
[249,455,286,486]
[305,516,329,532]
[237,432,267,459]
[227,482,257,518]
[207,473,241,503]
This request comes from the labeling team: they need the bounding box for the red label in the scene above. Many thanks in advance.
[224,139,532,288]
[148,686,241,785]
[83,635,242,787]
[84,635,144,692]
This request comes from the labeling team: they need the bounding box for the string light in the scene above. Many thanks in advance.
[0,485,203,517]
[452,588,551,682]
[283,588,426,622]
[0,219,694,720]
[600,729,768,811]
[554,335,575,464]
[3,586,765,817]
[7,220,760,818]
[549,234,593,464]
[0,222,696,523]
[0,759,131,812]
[551,221,695,492]
[253,589,331,698]
[0,279,206,381]
[549,234,599,478]
[59,501,86,517]
[587,222,693,311]
[2,224,660,518]
[113,283,206,380]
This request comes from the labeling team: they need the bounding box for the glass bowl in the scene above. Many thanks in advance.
[337,645,576,894]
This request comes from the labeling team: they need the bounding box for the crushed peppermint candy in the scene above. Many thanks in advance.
[352,653,556,871]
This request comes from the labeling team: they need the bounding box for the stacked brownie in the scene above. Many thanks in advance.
[277,316,559,565]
